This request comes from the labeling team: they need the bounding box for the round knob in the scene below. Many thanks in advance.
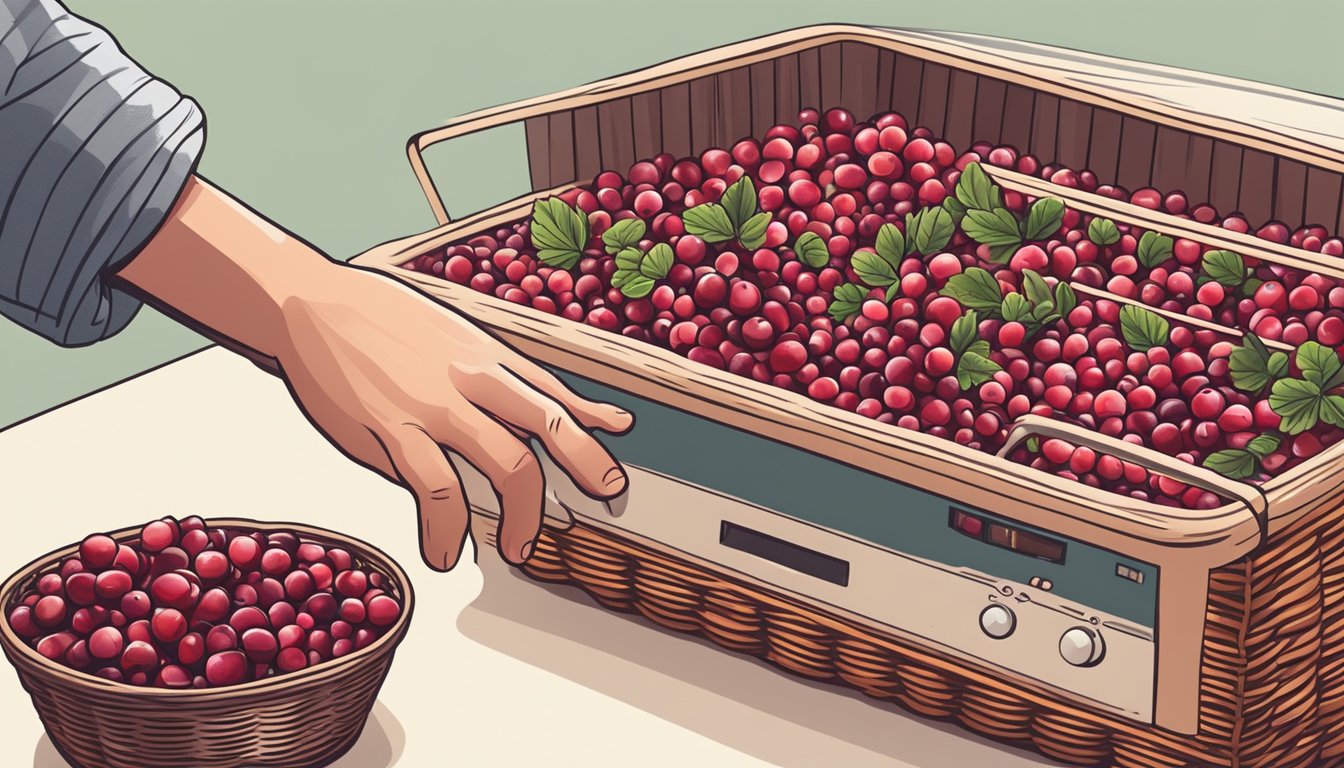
[1059,627,1105,667]
[979,604,1016,639]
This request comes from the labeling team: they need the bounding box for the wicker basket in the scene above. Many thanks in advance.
[0,519,414,768]
[350,25,1344,768]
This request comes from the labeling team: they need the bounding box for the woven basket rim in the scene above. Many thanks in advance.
[0,517,415,701]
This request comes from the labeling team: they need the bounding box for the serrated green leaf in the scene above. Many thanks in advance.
[1229,336,1274,393]
[721,177,757,232]
[1246,435,1281,459]
[950,311,980,358]
[1021,269,1052,306]
[537,248,582,269]
[1119,305,1170,352]
[602,218,646,254]
[1023,198,1065,241]
[642,243,674,279]
[1001,293,1030,323]
[1136,231,1175,268]
[954,162,1002,212]
[941,268,1004,315]
[956,351,1003,390]
[875,223,905,266]
[795,231,829,268]
[1323,394,1344,428]
[738,212,771,250]
[942,196,968,224]
[531,197,590,255]
[1087,218,1121,246]
[906,207,955,254]
[1202,250,1247,287]
[828,283,867,322]
[1203,449,1257,480]
[962,207,1024,248]
[1270,378,1324,435]
[619,274,655,299]
[1054,282,1077,319]
[1296,341,1343,390]
[853,249,899,288]
[683,204,736,243]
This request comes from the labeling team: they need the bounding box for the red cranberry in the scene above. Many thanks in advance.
[79,535,118,571]
[367,596,401,628]
[205,650,248,686]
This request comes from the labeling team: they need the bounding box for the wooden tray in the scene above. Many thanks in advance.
[352,25,1344,768]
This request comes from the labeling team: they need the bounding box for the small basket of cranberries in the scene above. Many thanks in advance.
[0,516,413,768]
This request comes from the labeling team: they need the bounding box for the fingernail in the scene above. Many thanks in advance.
[517,541,535,562]
[602,466,627,491]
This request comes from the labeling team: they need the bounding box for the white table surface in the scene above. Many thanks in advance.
[0,347,1062,768]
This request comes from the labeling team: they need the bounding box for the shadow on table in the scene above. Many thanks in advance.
[33,699,406,768]
[457,555,1064,768]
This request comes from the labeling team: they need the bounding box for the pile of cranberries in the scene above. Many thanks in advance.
[400,106,1344,508]
[6,517,403,689]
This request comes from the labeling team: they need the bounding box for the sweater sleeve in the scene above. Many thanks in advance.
[0,0,204,346]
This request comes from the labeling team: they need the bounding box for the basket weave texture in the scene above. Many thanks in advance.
[0,519,414,768]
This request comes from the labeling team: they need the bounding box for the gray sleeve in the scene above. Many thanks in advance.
[0,0,204,346]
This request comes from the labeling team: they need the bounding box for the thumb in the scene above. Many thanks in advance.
[382,425,472,572]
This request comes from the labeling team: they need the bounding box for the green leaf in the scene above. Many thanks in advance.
[956,351,1003,390]
[942,196,968,224]
[1022,198,1066,241]
[795,231,830,268]
[1136,231,1175,268]
[642,243,674,279]
[537,248,582,269]
[828,283,867,322]
[1268,352,1290,379]
[1021,269,1052,307]
[614,247,643,273]
[954,162,1002,212]
[1297,341,1344,390]
[1001,293,1031,323]
[950,311,980,358]
[1202,250,1247,287]
[885,283,901,303]
[532,197,590,254]
[618,274,655,299]
[1119,305,1170,352]
[941,268,1004,315]
[1229,333,1278,392]
[1270,378,1323,435]
[1025,436,1040,453]
[905,207,955,255]
[601,218,646,254]
[1031,300,1058,323]
[1242,278,1264,298]
[683,204,736,243]
[985,243,1017,264]
[1246,435,1281,459]
[1054,282,1077,319]
[1087,218,1121,246]
[1323,394,1344,428]
[737,212,771,250]
[721,177,758,232]
[1203,449,1257,480]
[853,249,899,288]
[875,223,906,266]
[962,208,1024,248]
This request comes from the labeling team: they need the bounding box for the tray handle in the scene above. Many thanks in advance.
[997,414,1269,548]
[406,107,528,226]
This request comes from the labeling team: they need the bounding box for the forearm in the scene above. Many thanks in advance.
[113,175,335,363]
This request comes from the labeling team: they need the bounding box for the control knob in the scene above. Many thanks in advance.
[979,604,1016,639]
[1059,626,1105,667]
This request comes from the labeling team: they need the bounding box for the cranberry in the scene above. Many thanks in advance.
[79,535,118,571]
[367,596,401,628]
[205,651,248,686]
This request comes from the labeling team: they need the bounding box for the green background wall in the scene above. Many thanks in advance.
[4,0,1341,427]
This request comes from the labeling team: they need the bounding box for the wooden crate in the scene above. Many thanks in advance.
[353,26,1344,768]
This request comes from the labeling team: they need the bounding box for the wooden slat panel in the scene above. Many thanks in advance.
[841,42,880,122]
[524,116,551,191]
[1031,92,1059,165]
[1209,141,1244,214]
[819,43,843,111]
[890,53,923,124]
[918,62,950,136]
[718,67,752,146]
[1150,127,1190,196]
[631,91,662,165]
[875,49,896,117]
[546,112,576,187]
[1239,150,1276,225]
[660,83,692,159]
[598,97,635,173]
[750,60,776,138]
[1185,135,1215,205]
[943,69,977,152]
[688,76,719,151]
[972,77,1007,149]
[774,53,801,125]
[1055,99,1092,171]
[573,106,602,182]
[1087,109,1123,183]
[1274,159,1309,226]
[798,47,821,113]
[1305,167,1343,230]
[1117,117,1157,191]
[1001,84,1034,152]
